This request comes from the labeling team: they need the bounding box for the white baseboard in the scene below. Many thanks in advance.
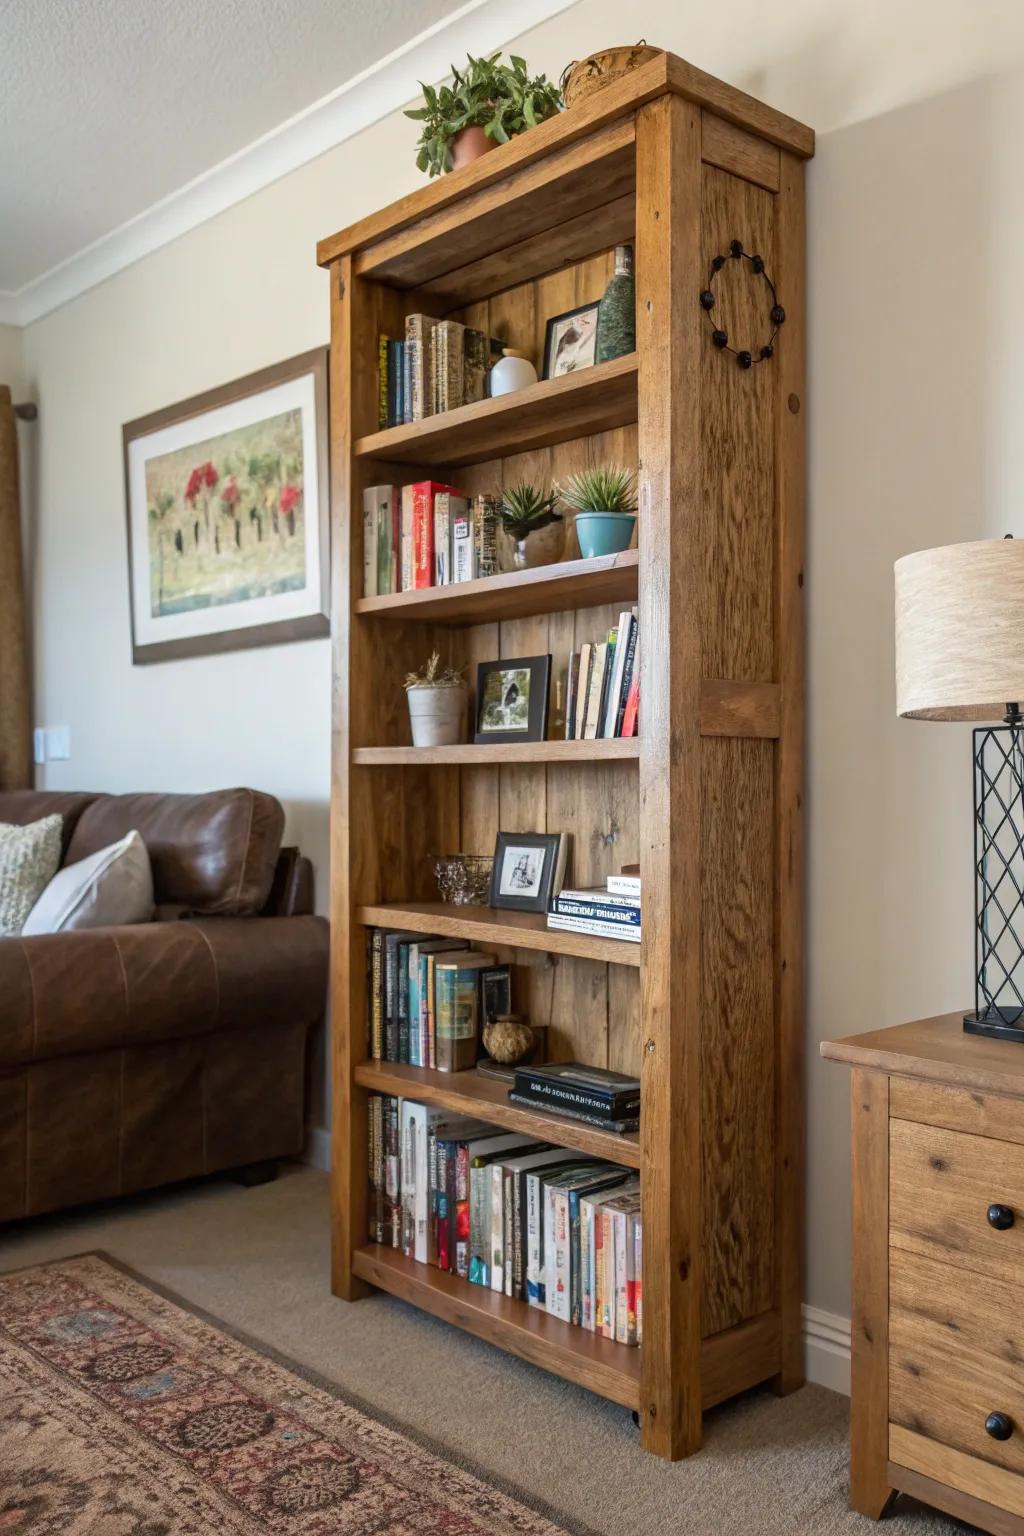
[303,1126,331,1172]
[297,1128,855,1396]
[803,1303,851,1395]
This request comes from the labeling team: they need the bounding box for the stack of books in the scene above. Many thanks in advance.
[547,870,641,944]
[368,1091,642,1345]
[365,927,511,1070]
[508,1062,641,1132]
[377,317,505,429]
[362,484,498,597]
[564,608,639,740]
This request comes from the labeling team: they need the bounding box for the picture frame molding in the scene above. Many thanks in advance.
[122,346,330,665]
[473,653,551,744]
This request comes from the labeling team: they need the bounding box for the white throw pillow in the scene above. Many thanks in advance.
[23,830,154,935]
[0,815,63,936]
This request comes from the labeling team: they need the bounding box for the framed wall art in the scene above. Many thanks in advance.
[542,302,599,379]
[123,348,329,663]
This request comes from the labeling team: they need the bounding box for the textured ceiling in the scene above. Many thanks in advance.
[0,0,467,291]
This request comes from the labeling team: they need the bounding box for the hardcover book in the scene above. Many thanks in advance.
[434,951,493,1071]
[513,1062,641,1117]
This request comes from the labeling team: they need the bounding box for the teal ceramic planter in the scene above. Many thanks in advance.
[575,511,636,559]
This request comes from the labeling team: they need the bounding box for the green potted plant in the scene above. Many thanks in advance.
[498,482,563,569]
[404,652,467,747]
[405,52,562,178]
[558,466,638,558]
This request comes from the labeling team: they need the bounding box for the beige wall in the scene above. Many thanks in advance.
[16,0,1023,1327]
[0,324,25,394]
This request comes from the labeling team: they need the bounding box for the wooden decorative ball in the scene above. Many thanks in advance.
[482,1016,535,1065]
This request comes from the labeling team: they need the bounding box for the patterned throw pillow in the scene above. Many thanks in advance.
[0,815,64,936]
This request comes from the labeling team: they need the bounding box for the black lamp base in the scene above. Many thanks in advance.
[964,1007,1024,1042]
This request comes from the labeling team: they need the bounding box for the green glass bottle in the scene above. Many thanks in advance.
[595,244,635,363]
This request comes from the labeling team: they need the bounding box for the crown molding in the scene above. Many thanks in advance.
[0,0,578,329]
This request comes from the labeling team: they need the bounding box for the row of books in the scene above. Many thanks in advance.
[368,1092,642,1345]
[378,316,504,430]
[548,871,641,945]
[564,609,639,740]
[362,482,498,597]
[366,927,511,1069]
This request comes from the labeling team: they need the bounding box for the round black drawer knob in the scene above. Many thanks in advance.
[988,1204,1015,1230]
[986,1412,1014,1441]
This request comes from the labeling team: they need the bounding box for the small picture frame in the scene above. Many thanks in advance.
[480,965,513,1024]
[543,302,600,380]
[474,654,551,744]
[489,831,569,913]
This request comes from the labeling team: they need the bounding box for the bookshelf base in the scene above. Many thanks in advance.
[348,1245,784,1420]
[351,1243,641,1410]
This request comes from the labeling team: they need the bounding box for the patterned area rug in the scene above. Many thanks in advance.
[0,1252,577,1535]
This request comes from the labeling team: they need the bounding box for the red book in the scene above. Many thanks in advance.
[621,674,640,738]
[412,481,466,589]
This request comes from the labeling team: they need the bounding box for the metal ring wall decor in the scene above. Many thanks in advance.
[699,239,785,368]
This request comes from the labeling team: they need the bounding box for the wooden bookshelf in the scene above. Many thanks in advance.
[351,738,640,765]
[356,902,642,968]
[354,548,638,625]
[321,51,811,1460]
[355,353,637,467]
[355,1058,642,1166]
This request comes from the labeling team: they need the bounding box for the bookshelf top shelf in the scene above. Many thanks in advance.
[352,739,640,766]
[357,901,642,968]
[355,549,638,626]
[356,354,637,468]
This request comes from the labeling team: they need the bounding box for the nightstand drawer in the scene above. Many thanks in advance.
[890,1118,1024,1283]
[890,1249,1024,1479]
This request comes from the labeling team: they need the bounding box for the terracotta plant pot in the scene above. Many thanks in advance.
[450,124,496,171]
[406,684,466,747]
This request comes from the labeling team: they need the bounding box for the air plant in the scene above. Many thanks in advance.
[498,482,563,539]
[557,465,638,515]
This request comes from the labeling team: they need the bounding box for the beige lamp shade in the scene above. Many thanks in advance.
[895,539,1024,720]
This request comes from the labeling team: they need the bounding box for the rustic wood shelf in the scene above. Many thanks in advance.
[352,738,640,766]
[354,550,639,626]
[352,1243,642,1408]
[355,354,638,468]
[354,1059,642,1167]
[324,50,809,1460]
[356,901,642,968]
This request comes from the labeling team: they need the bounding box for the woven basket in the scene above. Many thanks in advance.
[561,44,661,110]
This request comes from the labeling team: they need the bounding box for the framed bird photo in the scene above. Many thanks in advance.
[542,302,600,379]
[473,654,551,744]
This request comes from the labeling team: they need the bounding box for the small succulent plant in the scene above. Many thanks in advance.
[557,465,638,515]
[404,652,466,690]
[499,482,563,538]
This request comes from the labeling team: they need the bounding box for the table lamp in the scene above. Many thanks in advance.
[896,537,1024,1040]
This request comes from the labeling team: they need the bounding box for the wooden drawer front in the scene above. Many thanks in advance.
[891,1077,1024,1147]
[890,1118,1024,1283]
[890,1248,1024,1479]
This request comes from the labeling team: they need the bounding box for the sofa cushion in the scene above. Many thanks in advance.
[0,792,99,856]
[0,914,328,1068]
[65,789,284,915]
[0,815,63,936]
[23,830,155,935]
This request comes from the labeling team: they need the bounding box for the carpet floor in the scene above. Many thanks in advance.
[0,1164,969,1536]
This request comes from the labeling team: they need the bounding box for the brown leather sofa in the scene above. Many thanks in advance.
[0,788,328,1223]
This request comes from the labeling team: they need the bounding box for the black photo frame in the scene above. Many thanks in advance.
[542,302,600,380]
[489,831,567,913]
[474,654,551,744]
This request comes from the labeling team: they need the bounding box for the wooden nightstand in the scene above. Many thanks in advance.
[823,1014,1024,1535]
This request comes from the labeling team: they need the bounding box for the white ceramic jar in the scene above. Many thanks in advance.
[489,348,538,396]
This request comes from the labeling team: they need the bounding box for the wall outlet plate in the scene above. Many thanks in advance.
[44,726,70,761]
